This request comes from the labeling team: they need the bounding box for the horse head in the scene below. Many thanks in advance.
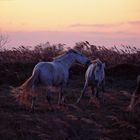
[67,49,90,65]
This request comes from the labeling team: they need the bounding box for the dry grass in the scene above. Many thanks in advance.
[0,75,140,140]
[0,41,140,140]
[0,41,140,66]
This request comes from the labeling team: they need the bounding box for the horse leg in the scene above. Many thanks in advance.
[90,85,100,107]
[99,81,106,104]
[31,85,36,112]
[58,87,63,105]
[96,87,99,98]
[77,83,88,103]
[45,88,53,110]
[31,97,36,112]
[96,85,105,106]
[101,79,106,92]
[91,85,98,100]
[46,92,52,104]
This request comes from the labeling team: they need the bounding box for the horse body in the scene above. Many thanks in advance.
[85,62,105,86]
[34,62,69,87]
[15,49,90,110]
[77,59,105,103]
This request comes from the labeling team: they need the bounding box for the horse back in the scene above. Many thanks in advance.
[34,62,68,86]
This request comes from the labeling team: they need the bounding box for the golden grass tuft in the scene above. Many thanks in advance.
[11,85,32,107]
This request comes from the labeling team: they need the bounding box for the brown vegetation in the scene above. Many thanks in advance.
[0,42,140,140]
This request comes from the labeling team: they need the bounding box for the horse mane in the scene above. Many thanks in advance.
[54,49,79,61]
[53,53,67,61]
[66,49,79,54]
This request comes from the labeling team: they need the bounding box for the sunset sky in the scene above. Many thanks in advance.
[0,0,140,48]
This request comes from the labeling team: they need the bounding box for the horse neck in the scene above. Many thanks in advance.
[56,54,76,69]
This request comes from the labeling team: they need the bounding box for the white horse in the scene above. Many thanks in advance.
[14,49,90,110]
[127,75,140,111]
[77,59,105,103]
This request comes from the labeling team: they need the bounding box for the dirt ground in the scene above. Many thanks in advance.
[0,71,140,140]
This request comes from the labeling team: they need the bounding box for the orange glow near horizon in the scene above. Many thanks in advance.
[0,0,140,32]
[0,0,140,48]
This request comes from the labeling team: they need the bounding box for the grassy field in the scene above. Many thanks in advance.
[0,42,140,140]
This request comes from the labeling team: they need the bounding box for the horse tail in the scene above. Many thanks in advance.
[21,69,40,90]
[12,69,40,106]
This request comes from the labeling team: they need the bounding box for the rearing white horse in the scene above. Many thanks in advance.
[14,49,90,110]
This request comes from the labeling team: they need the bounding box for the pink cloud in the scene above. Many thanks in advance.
[69,23,124,28]
[69,21,140,29]
[5,31,140,49]
[128,20,140,25]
